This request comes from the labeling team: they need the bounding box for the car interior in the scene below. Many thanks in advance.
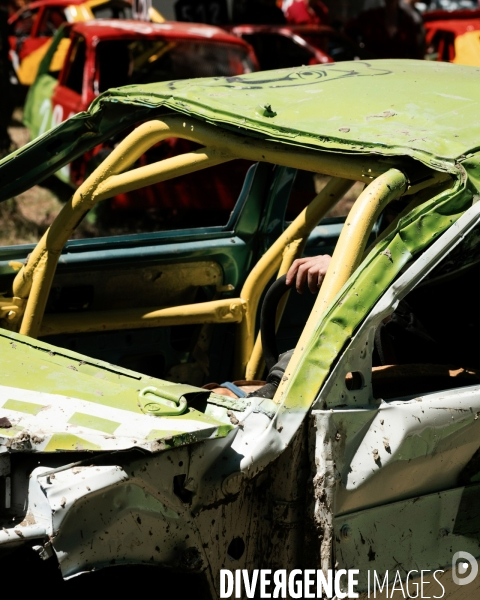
[0,116,477,407]
[369,226,480,399]
[0,161,349,388]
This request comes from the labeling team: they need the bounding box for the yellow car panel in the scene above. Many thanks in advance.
[453,30,480,66]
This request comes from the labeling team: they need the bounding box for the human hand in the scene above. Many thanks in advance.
[285,254,332,294]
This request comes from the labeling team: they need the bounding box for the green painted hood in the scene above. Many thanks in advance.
[0,330,233,453]
[2,60,480,201]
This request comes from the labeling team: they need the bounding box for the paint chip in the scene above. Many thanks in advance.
[380,248,393,262]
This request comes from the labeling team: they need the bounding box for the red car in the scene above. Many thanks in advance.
[24,20,258,232]
[229,24,365,70]
[423,8,480,61]
[8,0,160,85]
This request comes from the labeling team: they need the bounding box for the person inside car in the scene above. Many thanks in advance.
[253,247,440,399]
[250,254,332,399]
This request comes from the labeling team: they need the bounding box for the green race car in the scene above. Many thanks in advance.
[0,59,479,597]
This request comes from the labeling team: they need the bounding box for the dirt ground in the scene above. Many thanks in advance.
[1,108,67,246]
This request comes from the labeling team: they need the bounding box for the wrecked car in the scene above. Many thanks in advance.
[228,24,365,70]
[23,19,258,233]
[8,0,164,86]
[0,59,480,597]
[424,8,480,64]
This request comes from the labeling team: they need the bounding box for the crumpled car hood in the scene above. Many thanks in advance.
[0,330,232,453]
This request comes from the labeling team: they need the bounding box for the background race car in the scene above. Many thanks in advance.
[423,8,480,64]
[229,23,367,70]
[23,19,259,234]
[8,0,164,85]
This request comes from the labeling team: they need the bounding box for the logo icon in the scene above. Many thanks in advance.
[452,551,478,586]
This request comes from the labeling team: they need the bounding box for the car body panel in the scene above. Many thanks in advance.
[0,329,233,453]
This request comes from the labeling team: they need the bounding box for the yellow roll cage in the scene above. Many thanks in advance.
[5,116,448,380]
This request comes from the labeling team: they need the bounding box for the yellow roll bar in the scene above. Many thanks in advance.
[240,177,354,380]
[36,179,353,344]
[10,116,418,380]
[273,168,408,402]
[40,298,247,336]
[13,115,377,340]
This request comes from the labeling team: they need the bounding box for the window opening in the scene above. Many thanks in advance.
[63,35,86,94]
[37,8,66,37]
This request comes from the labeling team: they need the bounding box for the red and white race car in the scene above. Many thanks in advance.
[23,19,258,230]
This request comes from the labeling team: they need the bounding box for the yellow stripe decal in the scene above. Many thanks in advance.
[68,412,120,434]
[3,398,45,415]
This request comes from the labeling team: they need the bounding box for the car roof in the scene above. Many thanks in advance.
[2,59,480,201]
[89,59,480,164]
[70,19,250,44]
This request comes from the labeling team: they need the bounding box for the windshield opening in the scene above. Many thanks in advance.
[91,0,133,19]
[95,38,254,92]
[301,33,361,61]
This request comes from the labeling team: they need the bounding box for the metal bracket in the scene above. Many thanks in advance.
[138,386,189,416]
